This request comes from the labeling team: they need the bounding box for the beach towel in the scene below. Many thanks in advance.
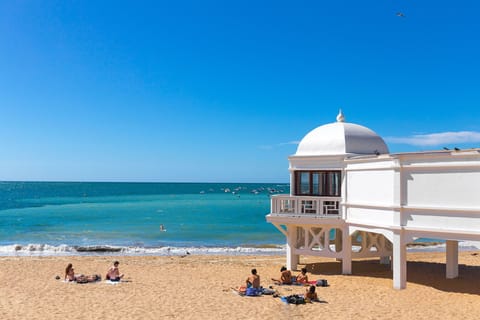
[232,286,264,297]
[245,287,262,296]
[62,280,76,284]
[280,294,306,305]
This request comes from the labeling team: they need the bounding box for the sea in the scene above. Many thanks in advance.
[0,181,288,256]
[1,181,478,257]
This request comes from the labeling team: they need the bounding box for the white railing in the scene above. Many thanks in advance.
[270,195,341,217]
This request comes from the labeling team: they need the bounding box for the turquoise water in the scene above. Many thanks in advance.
[0,182,289,255]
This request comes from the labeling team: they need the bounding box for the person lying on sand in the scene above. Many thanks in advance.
[106,260,124,281]
[246,268,260,288]
[76,274,101,283]
[64,263,101,283]
[295,267,308,284]
[271,266,292,285]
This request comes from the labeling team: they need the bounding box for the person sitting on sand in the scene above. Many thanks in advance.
[246,268,260,288]
[295,267,309,284]
[65,263,76,282]
[304,285,319,302]
[271,266,292,285]
[106,261,124,281]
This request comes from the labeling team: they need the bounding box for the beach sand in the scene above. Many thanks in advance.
[0,251,479,320]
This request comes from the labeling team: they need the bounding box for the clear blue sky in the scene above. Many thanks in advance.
[1,0,480,182]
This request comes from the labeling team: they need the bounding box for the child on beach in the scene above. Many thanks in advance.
[106,261,124,281]
[271,266,292,285]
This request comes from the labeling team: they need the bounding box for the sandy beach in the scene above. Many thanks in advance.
[0,251,479,320]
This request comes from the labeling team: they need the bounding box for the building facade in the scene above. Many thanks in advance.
[266,111,480,289]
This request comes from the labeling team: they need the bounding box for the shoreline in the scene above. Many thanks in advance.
[1,251,479,319]
[2,240,479,257]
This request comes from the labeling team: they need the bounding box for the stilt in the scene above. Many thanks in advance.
[446,240,459,279]
[286,226,299,270]
[392,231,406,289]
[342,228,352,274]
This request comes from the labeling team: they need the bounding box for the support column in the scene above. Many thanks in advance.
[380,236,391,265]
[341,227,352,274]
[392,231,406,289]
[335,229,343,262]
[446,240,459,279]
[335,229,342,252]
[286,226,299,270]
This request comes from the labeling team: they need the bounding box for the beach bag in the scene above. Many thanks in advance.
[286,294,305,304]
[316,279,328,287]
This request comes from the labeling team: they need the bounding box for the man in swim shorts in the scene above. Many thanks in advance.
[246,268,260,288]
[271,266,292,285]
[106,261,124,281]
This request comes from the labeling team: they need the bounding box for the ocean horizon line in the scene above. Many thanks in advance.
[0,180,290,184]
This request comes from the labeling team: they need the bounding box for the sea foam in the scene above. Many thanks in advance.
[0,241,478,257]
[0,243,287,257]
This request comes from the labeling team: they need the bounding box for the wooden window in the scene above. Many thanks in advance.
[294,171,341,196]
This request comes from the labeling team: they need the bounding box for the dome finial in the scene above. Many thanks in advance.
[336,109,345,122]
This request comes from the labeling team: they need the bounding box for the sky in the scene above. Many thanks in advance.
[1,0,480,183]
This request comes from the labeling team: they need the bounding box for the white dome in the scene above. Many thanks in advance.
[295,111,389,156]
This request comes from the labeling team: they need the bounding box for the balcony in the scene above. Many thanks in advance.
[270,195,342,218]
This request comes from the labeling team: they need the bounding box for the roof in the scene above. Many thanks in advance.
[295,110,389,156]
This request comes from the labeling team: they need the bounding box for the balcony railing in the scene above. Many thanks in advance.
[270,195,341,218]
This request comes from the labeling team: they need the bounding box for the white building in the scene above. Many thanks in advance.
[266,111,480,289]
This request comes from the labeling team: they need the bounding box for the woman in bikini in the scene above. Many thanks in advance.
[65,263,76,282]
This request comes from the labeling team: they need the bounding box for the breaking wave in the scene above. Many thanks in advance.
[0,243,287,257]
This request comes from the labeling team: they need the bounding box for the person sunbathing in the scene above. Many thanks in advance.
[246,268,260,288]
[304,285,319,302]
[295,267,309,284]
[75,274,101,283]
[271,266,292,285]
[65,263,76,282]
[64,263,100,283]
[106,261,124,281]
